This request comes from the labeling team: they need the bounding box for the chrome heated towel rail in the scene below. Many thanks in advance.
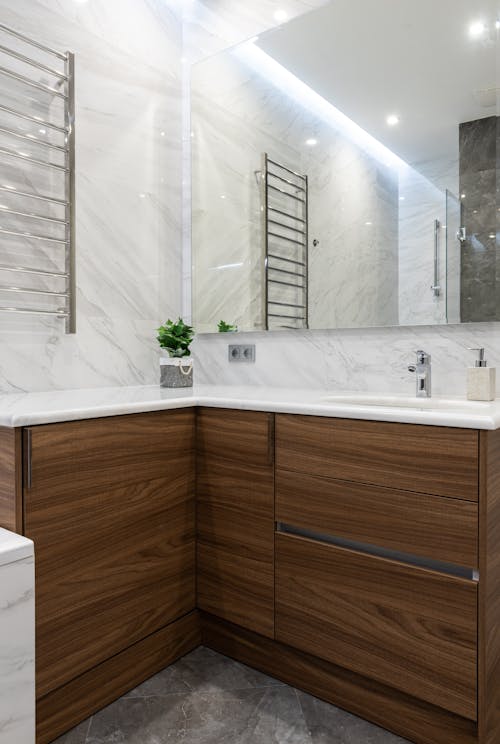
[262,153,308,330]
[0,22,75,332]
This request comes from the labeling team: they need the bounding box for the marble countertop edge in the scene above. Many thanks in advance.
[0,384,498,429]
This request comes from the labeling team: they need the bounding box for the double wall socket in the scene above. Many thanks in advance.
[228,344,256,363]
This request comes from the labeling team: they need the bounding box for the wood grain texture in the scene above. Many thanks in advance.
[197,407,274,467]
[30,475,195,697]
[37,611,201,744]
[478,428,500,744]
[201,613,478,744]
[0,426,22,532]
[276,414,479,501]
[276,533,477,720]
[27,409,195,498]
[196,408,275,638]
[24,410,196,698]
[276,469,478,567]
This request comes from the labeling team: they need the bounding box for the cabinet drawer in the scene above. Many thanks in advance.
[276,469,478,567]
[276,533,477,720]
[276,414,479,501]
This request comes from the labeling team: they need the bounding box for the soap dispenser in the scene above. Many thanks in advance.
[467,347,496,401]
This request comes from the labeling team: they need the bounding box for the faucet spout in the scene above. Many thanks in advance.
[408,350,431,398]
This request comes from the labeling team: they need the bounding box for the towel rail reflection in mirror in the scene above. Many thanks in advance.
[263,151,309,331]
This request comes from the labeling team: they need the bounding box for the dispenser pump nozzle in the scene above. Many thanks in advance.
[468,347,487,367]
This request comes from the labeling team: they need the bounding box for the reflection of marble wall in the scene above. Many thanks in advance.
[460,117,498,322]
[192,49,400,333]
[307,134,399,329]
[398,165,449,326]
[0,0,183,393]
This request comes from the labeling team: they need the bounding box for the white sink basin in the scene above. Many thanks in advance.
[321,394,493,413]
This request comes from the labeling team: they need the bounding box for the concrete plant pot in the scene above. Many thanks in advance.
[160,357,193,388]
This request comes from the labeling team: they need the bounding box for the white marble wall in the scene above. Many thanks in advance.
[193,322,500,397]
[0,0,183,393]
[0,531,35,744]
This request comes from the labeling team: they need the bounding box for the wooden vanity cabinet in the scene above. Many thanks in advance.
[2,405,500,744]
[265,414,500,744]
[196,407,275,637]
[0,409,199,744]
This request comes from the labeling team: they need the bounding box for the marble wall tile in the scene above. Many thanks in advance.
[0,0,183,393]
[193,321,500,397]
[0,549,35,744]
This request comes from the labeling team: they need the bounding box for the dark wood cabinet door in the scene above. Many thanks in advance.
[24,410,196,698]
[276,533,478,720]
[197,408,275,637]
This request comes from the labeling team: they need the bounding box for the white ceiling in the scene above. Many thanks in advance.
[258,0,497,166]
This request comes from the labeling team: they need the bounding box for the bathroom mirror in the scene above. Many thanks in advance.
[191,0,498,332]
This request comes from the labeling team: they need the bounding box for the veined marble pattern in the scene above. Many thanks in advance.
[0,0,183,393]
[398,167,448,327]
[192,46,402,334]
[192,321,500,397]
[307,127,399,329]
[54,646,409,744]
[0,532,35,744]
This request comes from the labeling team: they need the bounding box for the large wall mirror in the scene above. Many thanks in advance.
[191,0,498,332]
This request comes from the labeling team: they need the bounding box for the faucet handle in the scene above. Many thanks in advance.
[414,349,430,364]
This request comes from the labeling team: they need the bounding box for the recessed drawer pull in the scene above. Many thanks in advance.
[276,522,478,580]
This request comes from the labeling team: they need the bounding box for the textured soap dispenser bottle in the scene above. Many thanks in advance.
[467,347,496,401]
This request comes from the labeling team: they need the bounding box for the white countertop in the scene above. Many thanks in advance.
[0,384,500,429]
[0,528,33,567]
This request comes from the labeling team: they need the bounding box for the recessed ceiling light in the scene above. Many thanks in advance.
[469,21,486,37]
[220,195,226,199]
[365,221,372,226]
[305,138,318,146]
[274,9,288,22]
[399,196,405,201]
[38,128,46,134]
[496,20,500,29]
[386,114,400,126]
[139,193,146,199]
[160,131,165,137]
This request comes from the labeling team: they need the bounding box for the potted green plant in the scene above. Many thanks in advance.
[217,320,238,332]
[157,317,195,388]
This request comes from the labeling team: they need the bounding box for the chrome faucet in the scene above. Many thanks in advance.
[408,350,431,398]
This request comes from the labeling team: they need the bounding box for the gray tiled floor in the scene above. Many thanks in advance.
[53,646,410,743]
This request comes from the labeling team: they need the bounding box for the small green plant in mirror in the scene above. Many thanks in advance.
[217,320,238,333]
[157,318,194,357]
